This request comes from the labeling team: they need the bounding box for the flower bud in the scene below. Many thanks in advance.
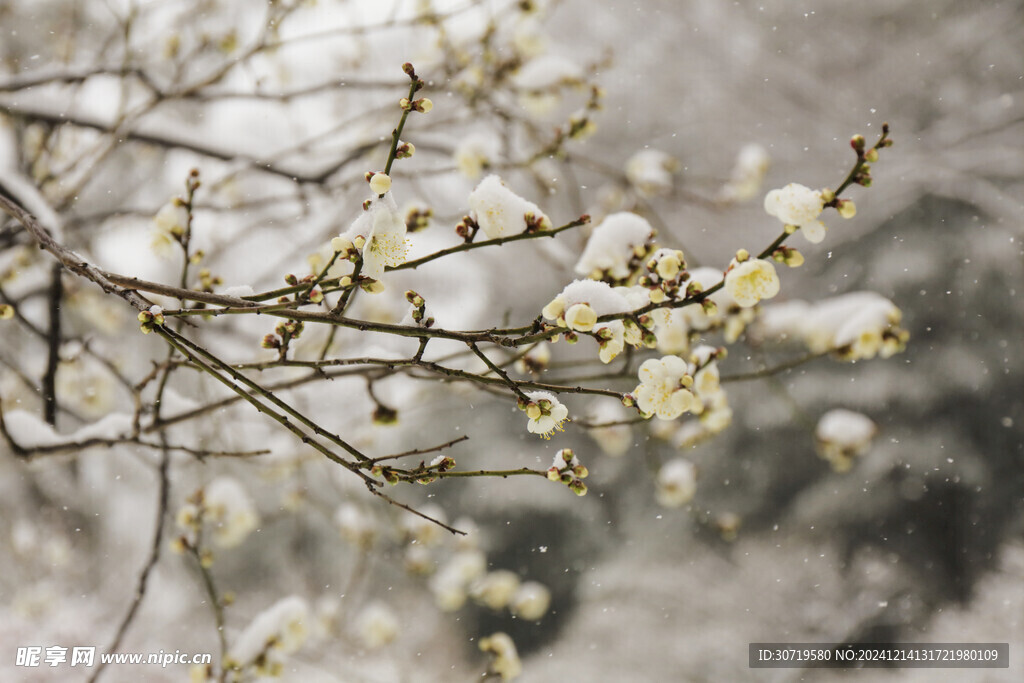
[369,173,392,195]
[837,199,856,219]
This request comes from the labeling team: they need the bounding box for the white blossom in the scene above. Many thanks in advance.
[585,400,633,457]
[542,279,631,334]
[523,390,569,439]
[470,570,522,610]
[454,132,501,179]
[510,581,552,620]
[754,292,906,360]
[633,355,695,420]
[468,175,551,239]
[720,143,770,202]
[203,477,259,548]
[154,198,188,236]
[480,632,522,681]
[334,503,377,548]
[625,149,678,198]
[227,596,309,669]
[764,183,827,243]
[724,257,781,308]
[353,601,399,649]
[512,55,583,91]
[655,458,698,507]
[344,192,408,281]
[429,549,488,611]
[574,212,655,280]
[816,409,877,472]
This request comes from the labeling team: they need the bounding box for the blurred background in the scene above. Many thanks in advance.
[0,0,1021,681]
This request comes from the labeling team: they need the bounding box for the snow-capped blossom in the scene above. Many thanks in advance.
[512,54,583,91]
[585,400,633,457]
[816,409,876,472]
[753,292,907,360]
[633,355,695,420]
[542,279,631,332]
[471,570,521,610]
[626,149,678,198]
[454,132,501,179]
[480,632,523,681]
[724,256,780,308]
[399,503,447,546]
[510,581,552,620]
[764,183,827,243]
[546,447,588,495]
[429,548,488,611]
[833,299,904,360]
[675,267,729,331]
[344,192,408,281]
[468,175,552,239]
[202,477,259,548]
[647,248,686,281]
[334,503,377,548]
[574,212,655,280]
[227,596,309,670]
[655,458,698,508]
[154,198,188,236]
[719,143,770,202]
[521,390,569,439]
[353,602,399,649]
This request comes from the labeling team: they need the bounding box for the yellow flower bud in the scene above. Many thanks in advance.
[369,173,392,195]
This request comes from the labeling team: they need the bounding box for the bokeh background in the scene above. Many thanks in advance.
[1,0,1022,681]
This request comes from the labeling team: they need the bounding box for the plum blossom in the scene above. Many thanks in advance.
[816,409,877,472]
[343,192,408,282]
[480,632,522,681]
[522,390,569,438]
[655,458,698,507]
[454,131,501,179]
[227,596,309,672]
[202,477,260,549]
[625,149,678,198]
[353,602,400,649]
[542,279,631,332]
[633,355,695,420]
[720,143,770,202]
[574,212,655,280]
[724,256,780,308]
[468,175,551,239]
[753,292,907,360]
[764,183,827,243]
[510,581,552,620]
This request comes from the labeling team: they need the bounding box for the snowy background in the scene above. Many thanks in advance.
[0,0,1022,681]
